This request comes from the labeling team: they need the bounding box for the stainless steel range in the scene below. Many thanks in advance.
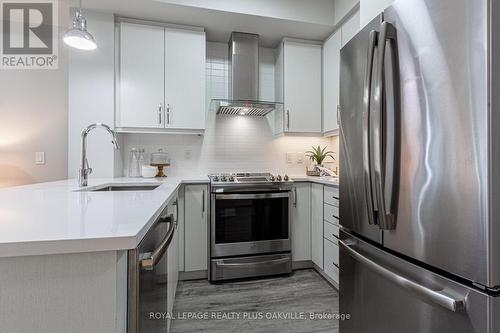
[209,173,293,281]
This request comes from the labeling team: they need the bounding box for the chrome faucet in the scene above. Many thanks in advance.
[79,123,120,187]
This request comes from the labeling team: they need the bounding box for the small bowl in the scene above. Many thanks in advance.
[141,165,157,178]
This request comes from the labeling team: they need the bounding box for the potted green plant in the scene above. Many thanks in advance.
[306,146,336,167]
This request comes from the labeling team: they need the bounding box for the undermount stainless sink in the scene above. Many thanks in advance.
[78,184,161,192]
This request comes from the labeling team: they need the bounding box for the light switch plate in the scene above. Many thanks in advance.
[184,150,192,160]
[286,152,294,164]
[35,152,45,165]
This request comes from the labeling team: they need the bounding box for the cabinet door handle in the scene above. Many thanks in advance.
[337,105,340,125]
[174,199,179,229]
[286,110,290,131]
[166,104,171,125]
[158,103,162,125]
[293,187,297,207]
[202,189,205,216]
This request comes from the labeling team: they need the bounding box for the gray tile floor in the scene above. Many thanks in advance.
[171,269,339,333]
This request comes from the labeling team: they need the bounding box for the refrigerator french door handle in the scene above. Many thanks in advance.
[339,239,466,312]
[373,21,398,230]
[363,30,378,225]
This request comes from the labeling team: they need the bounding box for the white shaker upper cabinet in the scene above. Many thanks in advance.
[164,28,206,130]
[117,22,206,133]
[322,30,341,135]
[276,39,322,134]
[117,23,164,128]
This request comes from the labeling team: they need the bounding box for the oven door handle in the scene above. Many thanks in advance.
[215,192,290,200]
[214,257,290,267]
[140,215,175,271]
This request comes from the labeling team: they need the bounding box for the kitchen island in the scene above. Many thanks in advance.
[0,177,208,333]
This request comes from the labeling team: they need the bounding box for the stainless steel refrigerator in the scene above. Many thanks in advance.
[339,0,500,331]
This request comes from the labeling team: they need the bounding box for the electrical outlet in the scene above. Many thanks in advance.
[296,153,304,164]
[35,152,45,165]
[184,150,192,160]
[286,152,294,164]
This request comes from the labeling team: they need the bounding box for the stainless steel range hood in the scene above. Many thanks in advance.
[211,32,282,116]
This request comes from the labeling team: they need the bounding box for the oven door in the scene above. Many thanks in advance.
[211,192,291,257]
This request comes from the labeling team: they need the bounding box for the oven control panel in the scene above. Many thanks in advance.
[208,172,291,184]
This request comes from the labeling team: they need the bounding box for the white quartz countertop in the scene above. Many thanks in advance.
[0,177,208,258]
[290,175,339,187]
[0,175,337,258]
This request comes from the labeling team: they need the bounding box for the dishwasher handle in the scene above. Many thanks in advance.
[140,214,175,271]
[339,239,466,312]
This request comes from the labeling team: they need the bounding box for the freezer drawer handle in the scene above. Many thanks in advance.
[339,240,466,312]
[140,215,175,271]
[215,257,290,268]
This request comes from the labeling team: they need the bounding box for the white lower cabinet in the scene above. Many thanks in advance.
[324,186,340,206]
[324,204,339,224]
[324,238,340,284]
[184,185,208,272]
[309,184,340,287]
[311,183,324,269]
[291,183,312,261]
[324,220,339,243]
[323,185,340,286]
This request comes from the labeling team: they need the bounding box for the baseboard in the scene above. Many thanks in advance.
[179,270,208,281]
[292,260,314,270]
[313,263,339,291]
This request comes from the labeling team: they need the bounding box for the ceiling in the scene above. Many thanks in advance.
[79,0,337,47]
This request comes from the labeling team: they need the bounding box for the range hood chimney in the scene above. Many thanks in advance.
[211,32,282,116]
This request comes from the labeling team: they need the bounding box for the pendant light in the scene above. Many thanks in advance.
[63,0,97,50]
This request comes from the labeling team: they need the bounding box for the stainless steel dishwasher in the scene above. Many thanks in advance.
[128,203,177,333]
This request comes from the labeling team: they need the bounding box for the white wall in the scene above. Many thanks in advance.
[156,0,336,26]
[360,0,394,26]
[119,42,338,177]
[334,0,359,25]
[0,2,70,188]
[68,10,117,179]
